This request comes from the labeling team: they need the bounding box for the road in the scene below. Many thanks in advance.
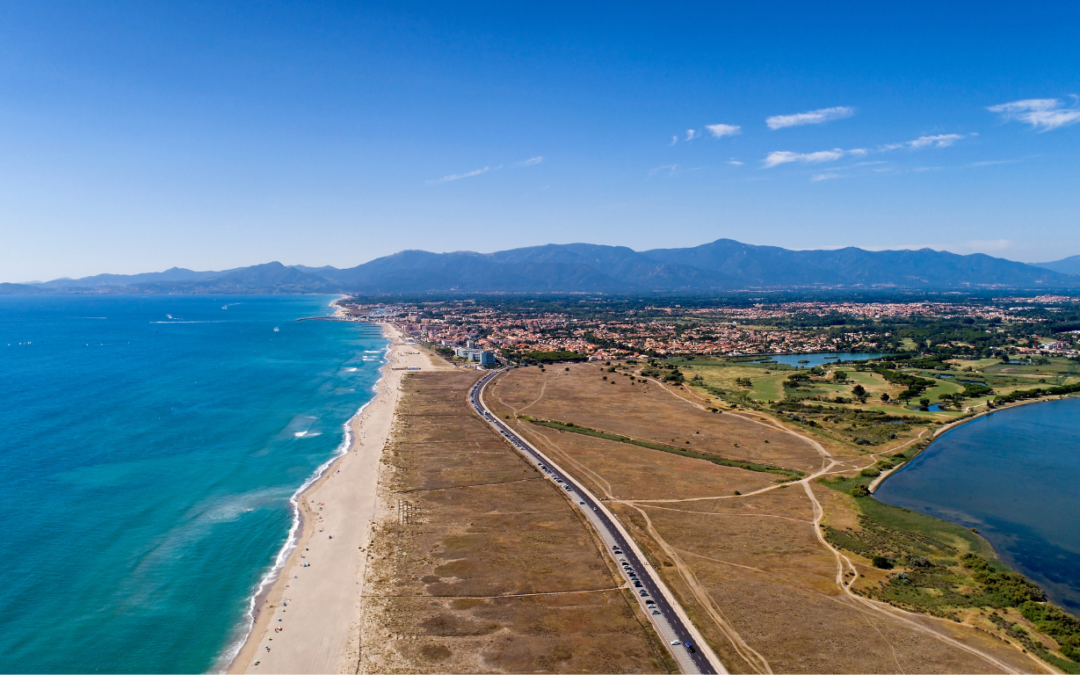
[469,369,726,675]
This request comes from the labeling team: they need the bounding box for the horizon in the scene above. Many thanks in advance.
[3,2,1080,280]
[11,237,1079,285]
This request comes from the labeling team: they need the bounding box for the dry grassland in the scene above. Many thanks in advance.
[486,363,1039,674]
[355,370,671,674]
[489,364,833,473]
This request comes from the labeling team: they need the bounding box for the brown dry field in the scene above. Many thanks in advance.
[485,363,1040,674]
[356,370,672,674]
[488,364,843,473]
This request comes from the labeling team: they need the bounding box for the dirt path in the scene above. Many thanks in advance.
[619,379,1034,674]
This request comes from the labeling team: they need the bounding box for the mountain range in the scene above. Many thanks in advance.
[4,239,1078,295]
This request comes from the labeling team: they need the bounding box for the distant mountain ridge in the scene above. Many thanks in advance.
[1033,255,1080,277]
[5,239,1079,295]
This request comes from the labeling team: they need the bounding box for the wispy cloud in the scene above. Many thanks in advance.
[879,133,970,152]
[763,148,846,168]
[426,166,489,185]
[685,129,698,141]
[728,160,743,166]
[766,106,854,130]
[811,173,842,182]
[908,134,965,149]
[968,159,1017,167]
[705,123,741,138]
[514,156,543,167]
[649,164,678,176]
[670,135,678,146]
[988,98,1080,131]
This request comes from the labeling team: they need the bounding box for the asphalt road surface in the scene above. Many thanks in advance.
[469,369,724,675]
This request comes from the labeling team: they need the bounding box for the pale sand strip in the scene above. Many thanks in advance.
[229,323,453,674]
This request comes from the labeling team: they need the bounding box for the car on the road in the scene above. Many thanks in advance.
[684,642,696,654]
[639,590,648,597]
[634,581,643,588]
[670,640,681,646]
[579,501,585,505]
[645,600,656,606]
[652,610,661,615]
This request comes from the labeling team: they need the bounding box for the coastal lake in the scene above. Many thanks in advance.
[768,352,888,368]
[0,295,386,673]
[876,398,1080,613]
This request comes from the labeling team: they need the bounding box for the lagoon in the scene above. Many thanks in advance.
[768,352,888,368]
[875,398,1080,613]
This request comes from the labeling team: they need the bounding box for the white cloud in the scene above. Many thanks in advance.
[877,133,969,153]
[763,148,846,168]
[728,160,743,166]
[649,164,678,176]
[908,134,964,149]
[811,173,842,182]
[968,159,1017,167]
[766,106,854,130]
[705,123,741,138]
[685,129,698,141]
[670,135,678,146]
[514,156,543,167]
[988,98,1080,131]
[426,166,489,185]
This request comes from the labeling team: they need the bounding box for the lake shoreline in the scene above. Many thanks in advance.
[873,396,1080,616]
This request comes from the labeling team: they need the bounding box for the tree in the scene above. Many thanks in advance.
[852,384,866,397]
[919,397,930,408]
[880,392,891,402]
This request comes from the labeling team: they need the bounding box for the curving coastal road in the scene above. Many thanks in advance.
[469,369,726,675]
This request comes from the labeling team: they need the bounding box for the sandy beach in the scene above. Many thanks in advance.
[228,322,452,674]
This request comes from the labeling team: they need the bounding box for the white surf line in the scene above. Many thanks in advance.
[217,329,389,671]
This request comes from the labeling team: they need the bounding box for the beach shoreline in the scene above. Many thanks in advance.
[225,321,448,674]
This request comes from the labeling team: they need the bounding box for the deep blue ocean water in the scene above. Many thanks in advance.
[876,398,1080,613]
[0,295,385,673]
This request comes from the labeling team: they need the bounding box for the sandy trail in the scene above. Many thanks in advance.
[229,324,449,674]
[613,379,1034,674]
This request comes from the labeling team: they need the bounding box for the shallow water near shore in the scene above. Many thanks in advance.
[0,295,385,673]
[876,398,1080,613]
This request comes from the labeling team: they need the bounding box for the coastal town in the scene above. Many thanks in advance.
[337,297,1080,363]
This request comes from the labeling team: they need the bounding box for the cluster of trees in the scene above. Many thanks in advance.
[993,381,1080,405]
[640,361,686,384]
[960,554,1045,605]
[519,350,588,364]
[867,364,936,402]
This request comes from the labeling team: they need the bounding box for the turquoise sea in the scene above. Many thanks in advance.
[0,295,385,673]
[876,398,1080,613]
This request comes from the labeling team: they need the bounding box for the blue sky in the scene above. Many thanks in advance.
[2,1,1079,280]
